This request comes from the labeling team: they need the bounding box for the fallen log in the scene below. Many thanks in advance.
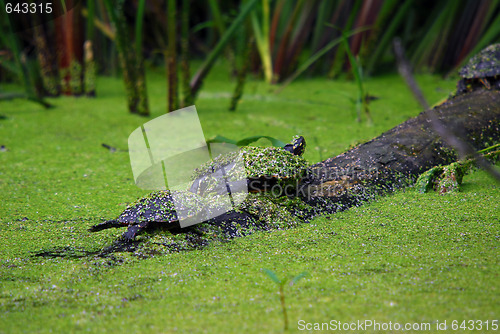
[102,88,499,255]
[302,88,500,212]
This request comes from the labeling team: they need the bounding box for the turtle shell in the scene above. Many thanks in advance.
[115,190,203,225]
[90,190,204,234]
[240,146,308,180]
[190,146,308,195]
[459,44,500,79]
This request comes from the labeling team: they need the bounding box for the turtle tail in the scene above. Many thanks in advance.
[89,220,123,232]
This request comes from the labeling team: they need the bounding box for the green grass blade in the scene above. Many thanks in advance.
[167,0,178,112]
[135,0,146,59]
[477,143,500,155]
[190,0,259,98]
[251,0,273,83]
[180,0,192,106]
[191,21,215,34]
[290,271,308,285]
[310,0,335,53]
[328,0,363,78]
[59,0,67,13]
[273,0,304,82]
[206,135,238,146]
[450,0,500,73]
[0,0,37,100]
[341,30,363,121]
[277,27,368,93]
[263,268,282,284]
[86,0,96,40]
[466,9,500,60]
[236,135,285,147]
[208,0,226,34]
[365,0,413,75]
[0,58,21,76]
[410,1,461,70]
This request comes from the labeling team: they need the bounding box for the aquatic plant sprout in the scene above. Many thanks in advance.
[127,105,248,227]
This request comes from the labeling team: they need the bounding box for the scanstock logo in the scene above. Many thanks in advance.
[128,106,248,228]
[4,1,82,33]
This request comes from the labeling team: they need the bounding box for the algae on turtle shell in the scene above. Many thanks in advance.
[93,136,311,251]
[190,137,308,196]
[459,44,500,79]
[457,44,500,93]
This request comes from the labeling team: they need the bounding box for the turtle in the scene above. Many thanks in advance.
[89,190,206,240]
[90,137,308,241]
[457,43,500,94]
[189,136,308,197]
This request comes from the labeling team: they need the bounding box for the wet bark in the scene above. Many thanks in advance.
[196,88,500,243]
[211,87,498,220]
[300,88,500,212]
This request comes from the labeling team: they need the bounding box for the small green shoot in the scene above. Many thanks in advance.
[263,269,308,331]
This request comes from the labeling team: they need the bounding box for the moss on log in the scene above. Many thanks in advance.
[301,88,500,212]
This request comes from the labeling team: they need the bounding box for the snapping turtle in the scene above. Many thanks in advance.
[90,190,205,240]
[457,44,500,94]
[189,136,308,196]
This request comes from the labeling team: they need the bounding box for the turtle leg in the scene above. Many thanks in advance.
[122,223,149,241]
[456,79,467,94]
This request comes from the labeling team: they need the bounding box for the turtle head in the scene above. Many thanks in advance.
[283,136,306,156]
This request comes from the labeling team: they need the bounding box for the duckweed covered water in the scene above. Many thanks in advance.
[1,67,498,333]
